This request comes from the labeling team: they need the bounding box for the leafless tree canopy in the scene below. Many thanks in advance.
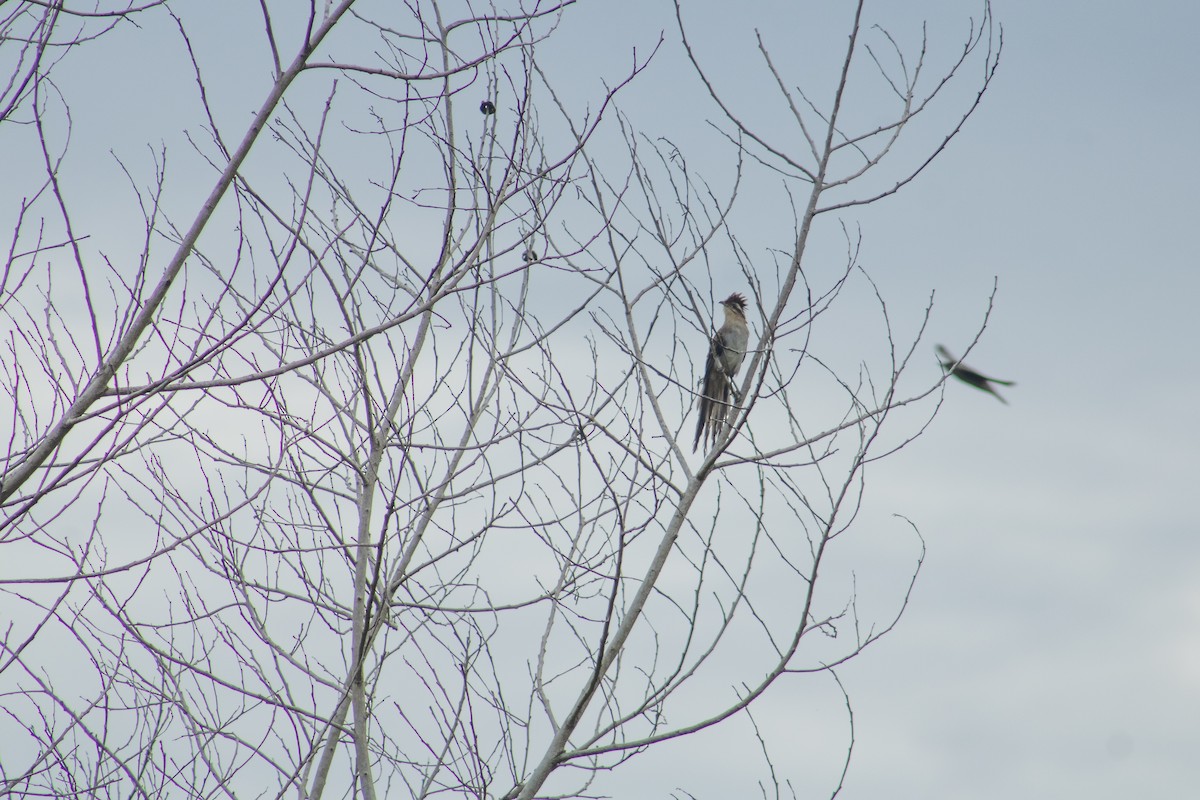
[0,1,999,798]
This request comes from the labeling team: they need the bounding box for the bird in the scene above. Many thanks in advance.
[935,344,1015,404]
[694,293,750,452]
[480,100,496,115]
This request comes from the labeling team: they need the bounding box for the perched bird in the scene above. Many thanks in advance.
[936,344,1015,404]
[480,100,496,115]
[694,293,750,452]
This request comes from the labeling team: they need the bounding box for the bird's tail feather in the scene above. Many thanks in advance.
[693,370,733,452]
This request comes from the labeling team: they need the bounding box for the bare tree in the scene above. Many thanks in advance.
[0,1,1000,799]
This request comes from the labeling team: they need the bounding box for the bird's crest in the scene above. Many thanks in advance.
[722,293,747,313]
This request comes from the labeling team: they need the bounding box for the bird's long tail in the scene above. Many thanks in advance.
[694,367,732,452]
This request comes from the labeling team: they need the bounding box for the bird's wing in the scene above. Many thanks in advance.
[956,365,1015,387]
[717,324,748,375]
[938,346,1013,386]
[979,383,1010,404]
[693,334,730,451]
[948,368,1011,403]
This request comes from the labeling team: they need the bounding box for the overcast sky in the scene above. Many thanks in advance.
[564,0,1199,797]
[6,1,1198,797]
[796,2,1200,797]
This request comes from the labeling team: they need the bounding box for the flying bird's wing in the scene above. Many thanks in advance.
[936,345,1014,403]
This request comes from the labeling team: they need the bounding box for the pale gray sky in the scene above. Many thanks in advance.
[5,1,1198,797]
[819,2,1200,797]
[550,1,1200,797]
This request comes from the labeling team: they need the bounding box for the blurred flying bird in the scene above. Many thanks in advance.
[694,293,750,451]
[480,100,496,115]
[936,344,1015,404]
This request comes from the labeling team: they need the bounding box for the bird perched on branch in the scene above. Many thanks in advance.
[936,344,1015,404]
[694,293,750,452]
